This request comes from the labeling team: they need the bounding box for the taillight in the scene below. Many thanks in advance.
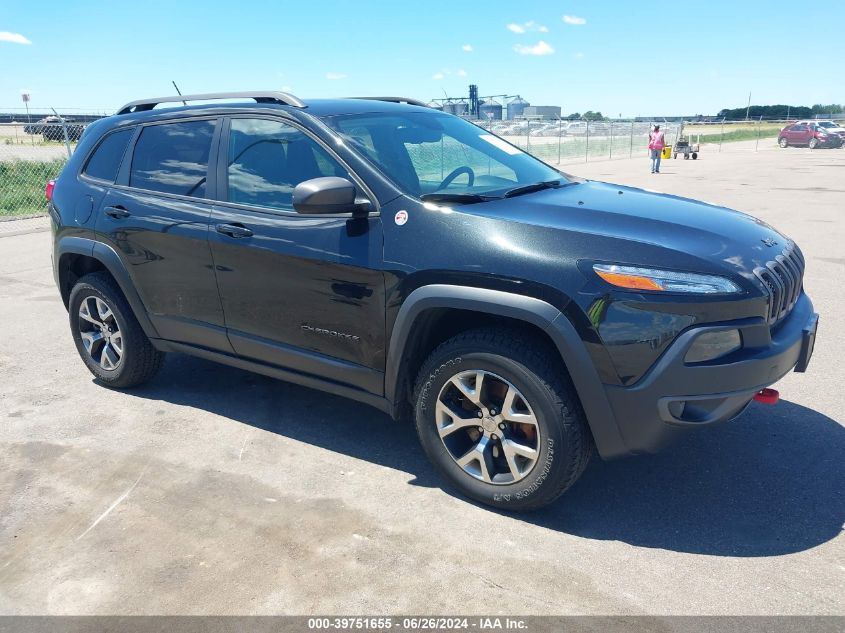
[45,179,55,201]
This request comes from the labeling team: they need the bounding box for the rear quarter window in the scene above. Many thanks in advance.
[82,128,133,182]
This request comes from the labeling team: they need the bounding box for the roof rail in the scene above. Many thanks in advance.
[116,91,306,115]
[351,96,431,108]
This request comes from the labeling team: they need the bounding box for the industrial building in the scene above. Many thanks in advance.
[430,85,558,121]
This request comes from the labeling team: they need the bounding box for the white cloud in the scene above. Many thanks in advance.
[432,72,445,80]
[0,31,32,45]
[457,69,467,77]
[325,72,347,80]
[513,41,554,56]
[462,44,473,52]
[563,15,587,25]
[507,20,547,33]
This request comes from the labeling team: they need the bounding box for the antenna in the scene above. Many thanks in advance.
[172,81,187,106]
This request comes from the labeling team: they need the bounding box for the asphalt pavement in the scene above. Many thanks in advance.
[0,140,842,615]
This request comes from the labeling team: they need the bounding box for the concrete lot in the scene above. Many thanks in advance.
[0,143,843,615]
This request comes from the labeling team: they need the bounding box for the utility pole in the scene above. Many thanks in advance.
[745,91,752,121]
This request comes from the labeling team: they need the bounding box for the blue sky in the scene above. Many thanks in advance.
[1,0,842,116]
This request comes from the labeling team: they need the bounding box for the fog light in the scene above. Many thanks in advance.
[685,329,742,363]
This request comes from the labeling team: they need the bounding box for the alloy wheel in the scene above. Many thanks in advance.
[78,296,123,371]
[435,369,540,485]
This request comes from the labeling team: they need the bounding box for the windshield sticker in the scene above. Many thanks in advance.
[394,210,408,226]
[479,134,522,155]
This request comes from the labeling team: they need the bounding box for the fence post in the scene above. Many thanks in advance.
[755,116,761,152]
[609,120,613,160]
[558,118,562,164]
[629,120,634,157]
[719,118,725,152]
[50,108,73,159]
[526,119,530,151]
[585,120,590,162]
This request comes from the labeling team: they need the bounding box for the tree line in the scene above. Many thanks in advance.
[716,104,844,120]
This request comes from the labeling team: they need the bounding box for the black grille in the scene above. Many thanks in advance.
[753,241,805,325]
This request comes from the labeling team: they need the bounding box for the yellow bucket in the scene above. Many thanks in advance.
[661,146,672,159]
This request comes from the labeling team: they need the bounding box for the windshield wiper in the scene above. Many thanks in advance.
[419,192,496,204]
[502,180,571,198]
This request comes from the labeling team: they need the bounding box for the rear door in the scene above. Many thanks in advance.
[95,117,232,352]
[208,116,385,394]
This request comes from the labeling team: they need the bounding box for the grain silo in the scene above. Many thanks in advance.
[507,97,530,120]
[479,100,503,121]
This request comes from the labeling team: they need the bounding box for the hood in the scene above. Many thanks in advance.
[461,180,790,276]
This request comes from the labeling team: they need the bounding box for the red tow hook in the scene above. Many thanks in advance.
[753,388,780,405]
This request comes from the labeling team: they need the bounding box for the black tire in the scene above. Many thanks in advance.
[413,328,593,511]
[691,152,698,159]
[68,271,164,388]
[779,137,788,148]
[684,153,689,159]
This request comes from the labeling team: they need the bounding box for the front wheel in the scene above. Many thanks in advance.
[809,138,818,149]
[413,328,593,511]
[779,137,788,148]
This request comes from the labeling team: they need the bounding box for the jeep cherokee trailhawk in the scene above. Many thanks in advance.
[49,92,818,510]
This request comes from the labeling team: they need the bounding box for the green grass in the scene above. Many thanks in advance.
[690,128,780,145]
[0,160,66,217]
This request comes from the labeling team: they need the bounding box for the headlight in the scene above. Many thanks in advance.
[593,264,741,294]
[685,329,742,363]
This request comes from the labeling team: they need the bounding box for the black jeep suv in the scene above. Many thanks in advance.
[49,92,818,510]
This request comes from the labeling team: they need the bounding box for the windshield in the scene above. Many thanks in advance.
[325,111,572,200]
[817,121,839,129]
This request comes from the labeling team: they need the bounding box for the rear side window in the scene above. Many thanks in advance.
[83,128,133,182]
[129,120,215,197]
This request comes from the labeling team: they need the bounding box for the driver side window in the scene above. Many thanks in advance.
[227,118,349,211]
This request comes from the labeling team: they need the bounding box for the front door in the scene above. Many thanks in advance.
[209,116,385,395]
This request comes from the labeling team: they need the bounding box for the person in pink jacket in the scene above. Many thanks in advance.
[648,125,665,174]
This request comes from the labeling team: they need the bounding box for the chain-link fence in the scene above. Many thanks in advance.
[474,118,684,165]
[0,118,82,218]
[2,109,841,218]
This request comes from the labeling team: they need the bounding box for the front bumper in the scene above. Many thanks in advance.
[603,292,817,455]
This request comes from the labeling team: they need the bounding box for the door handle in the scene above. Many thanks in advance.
[215,223,253,238]
[104,206,130,219]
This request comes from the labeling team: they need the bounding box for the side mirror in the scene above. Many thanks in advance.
[292,177,369,215]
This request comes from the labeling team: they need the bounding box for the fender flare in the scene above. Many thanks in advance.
[384,285,629,459]
[56,236,160,339]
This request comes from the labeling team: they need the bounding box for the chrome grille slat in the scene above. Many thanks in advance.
[781,254,802,306]
[753,241,804,326]
[774,256,796,313]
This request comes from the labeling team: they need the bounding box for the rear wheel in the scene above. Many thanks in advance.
[68,272,164,388]
[779,137,788,148]
[691,152,698,159]
[809,138,818,149]
[413,328,593,511]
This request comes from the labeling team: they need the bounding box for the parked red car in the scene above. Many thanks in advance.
[778,122,843,149]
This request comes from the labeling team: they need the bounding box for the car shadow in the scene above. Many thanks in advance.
[127,354,844,558]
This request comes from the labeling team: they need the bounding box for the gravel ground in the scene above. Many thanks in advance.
[0,142,842,616]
